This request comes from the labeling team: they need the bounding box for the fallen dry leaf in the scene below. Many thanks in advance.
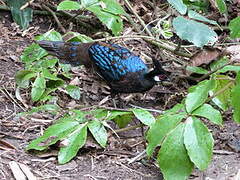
[224,45,240,62]
[190,48,221,67]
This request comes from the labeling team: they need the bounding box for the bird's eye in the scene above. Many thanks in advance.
[158,74,167,80]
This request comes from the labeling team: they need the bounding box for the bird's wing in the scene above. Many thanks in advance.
[88,42,148,81]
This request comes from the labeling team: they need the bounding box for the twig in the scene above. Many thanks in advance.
[95,35,192,58]
[113,124,144,134]
[20,0,34,10]
[128,150,146,164]
[42,4,66,33]
[123,0,153,37]
[197,61,234,82]
[207,81,234,102]
[45,2,96,31]
[0,87,26,111]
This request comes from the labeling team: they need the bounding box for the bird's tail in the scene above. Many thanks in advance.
[37,40,94,67]
[37,40,65,57]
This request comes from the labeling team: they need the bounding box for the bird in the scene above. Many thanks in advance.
[37,40,168,95]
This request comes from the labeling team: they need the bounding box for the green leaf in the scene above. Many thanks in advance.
[146,113,186,157]
[63,32,93,42]
[15,70,36,88]
[217,65,240,73]
[132,109,155,126]
[188,10,218,26]
[57,0,82,11]
[58,124,87,164]
[210,75,233,111]
[192,104,222,125]
[35,30,62,41]
[173,16,218,47]
[20,43,47,64]
[31,75,46,101]
[216,0,227,14]
[26,121,79,151]
[184,117,214,170]
[6,0,33,29]
[167,0,187,15]
[231,72,240,123]
[83,0,125,35]
[229,17,240,39]
[158,123,194,180]
[88,120,108,147]
[42,68,60,80]
[210,57,228,71]
[40,58,58,68]
[18,104,59,117]
[185,79,215,113]
[114,114,133,128]
[65,85,81,100]
[186,66,208,74]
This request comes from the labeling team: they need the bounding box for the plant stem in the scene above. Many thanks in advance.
[114,124,144,133]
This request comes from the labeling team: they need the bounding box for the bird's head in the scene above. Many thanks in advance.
[145,59,170,83]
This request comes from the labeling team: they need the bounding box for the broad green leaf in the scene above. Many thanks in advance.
[192,104,222,125]
[229,17,240,39]
[40,58,58,68]
[186,66,208,74]
[231,72,240,123]
[216,0,227,14]
[185,79,215,113]
[114,114,133,128]
[42,69,60,80]
[26,121,79,151]
[15,70,36,88]
[167,0,187,15]
[184,117,214,170]
[65,85,81,100]
[20,43,47,64]
[18,104,59,117]
[188,10,218,26]
[6,0,33,29]
[88,120,108,147]
[57,0,82,11]
[210,57,228,71]
[83,0,125,35]
[107,111,133,120]
[146,113,186,157]
[58,124,87,164]
[63,32,93,42]
[158,123,194,180]
[173,16,218,47]
[132,109,155,126]
[31,75,46,101]
[218,65,240,73]
[210,75,233,111]
[35,30,62,41]
[164,103,186,115]
[231,84,240,123]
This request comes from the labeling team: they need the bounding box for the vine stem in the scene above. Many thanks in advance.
[207,81,235,103]
[123,0,153,37]
[95,35,192,58]
[113,124,144,134]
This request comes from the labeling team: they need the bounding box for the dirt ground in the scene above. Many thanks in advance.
[0,7,240,180]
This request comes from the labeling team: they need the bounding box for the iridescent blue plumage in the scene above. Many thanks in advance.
[37,40,168,94]
[88,43,148,81]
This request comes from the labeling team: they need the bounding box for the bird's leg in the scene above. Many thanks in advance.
[110,91,117,108]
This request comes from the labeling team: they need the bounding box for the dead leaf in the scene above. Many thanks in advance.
[190,48,221,67]
[224,45,240,62]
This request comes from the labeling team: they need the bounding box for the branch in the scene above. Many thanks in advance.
[123,0,153,37]
[42,4,66,33]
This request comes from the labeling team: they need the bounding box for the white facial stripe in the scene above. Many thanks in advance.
[154,76,161,82]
